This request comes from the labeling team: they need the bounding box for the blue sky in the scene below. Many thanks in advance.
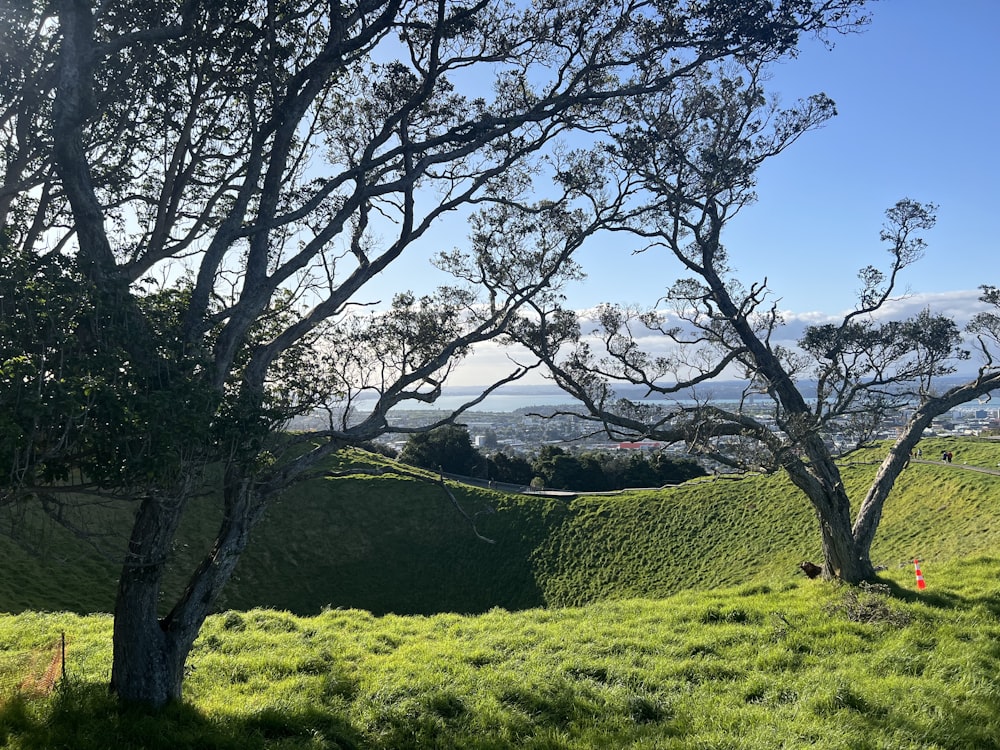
[706,0,999,313]
[366,1,1000,385]
[562,0,999,313]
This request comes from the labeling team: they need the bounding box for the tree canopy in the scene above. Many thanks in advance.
[399,424,486,476]
[398,428,706,490]
[528,445,705,491]
[0,0,871,707]
[508,61,1000,583]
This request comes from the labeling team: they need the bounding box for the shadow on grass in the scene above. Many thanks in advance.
[0,681,365,750]
[877,571,1000,618]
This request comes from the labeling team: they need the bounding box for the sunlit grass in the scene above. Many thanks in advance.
[1,556,999,748]
[0,439,999,746]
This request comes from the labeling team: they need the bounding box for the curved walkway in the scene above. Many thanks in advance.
[442,457,1000,497]
[911,458,1000,476]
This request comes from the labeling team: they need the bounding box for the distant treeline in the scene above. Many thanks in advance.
[395,425,706,490]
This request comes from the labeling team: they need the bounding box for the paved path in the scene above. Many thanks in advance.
[912,458,1000,476]
[443,458,1000,497]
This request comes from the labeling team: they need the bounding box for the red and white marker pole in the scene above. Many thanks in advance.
[913,558,926,590]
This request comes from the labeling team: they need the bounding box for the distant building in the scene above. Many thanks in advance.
[617,441,662,450]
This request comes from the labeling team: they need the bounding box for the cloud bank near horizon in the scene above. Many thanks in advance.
[449,289,991,387]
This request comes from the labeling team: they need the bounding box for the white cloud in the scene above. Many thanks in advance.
[447,289,993,387]
[450,340,550,387]
[863,289,989,325]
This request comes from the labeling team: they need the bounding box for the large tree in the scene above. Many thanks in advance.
[0,0,869,706]
[509,62,1000,584]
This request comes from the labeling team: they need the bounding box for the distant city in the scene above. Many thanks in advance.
[291,378,1000,456]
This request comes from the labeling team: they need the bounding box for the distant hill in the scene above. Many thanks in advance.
[1,436,998,615]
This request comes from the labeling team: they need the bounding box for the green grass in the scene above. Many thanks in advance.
[1,439,1000,746]
[2,439,1000,616]
[1,557,999,748]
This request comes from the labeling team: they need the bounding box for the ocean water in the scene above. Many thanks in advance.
[385,392,582,413]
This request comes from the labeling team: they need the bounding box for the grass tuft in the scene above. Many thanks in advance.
[825,582,913,627]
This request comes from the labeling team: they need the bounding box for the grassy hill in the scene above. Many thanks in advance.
[0,436,999,748]
[1,436,999,616]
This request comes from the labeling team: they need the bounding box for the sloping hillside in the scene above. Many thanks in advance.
[1,437,998,615]
[3,555,1000,749]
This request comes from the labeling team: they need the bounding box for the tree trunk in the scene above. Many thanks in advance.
[109,493,190,707]
[851,394,968,563]
[784,449,876,583]
[851,430,923,565]
[817,509,876,583]
[808,378,1000,578]
[110,568,188,707]
[110,471,265,708]
[805,487,876,583]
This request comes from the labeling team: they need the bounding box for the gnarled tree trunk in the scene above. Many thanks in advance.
[817,509,876,583]
[110,573,188,706]
[110,471,263,707]
[783,442,877,584]
[109,492,190,706]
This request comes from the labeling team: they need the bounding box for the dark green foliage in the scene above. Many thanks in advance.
[0,241,221,491]
[800,307,967,380]
[401,432,707,490]
[399,425,487,477]
[529,446,706,490]
[531,446,606,490]
[486,452,533,484]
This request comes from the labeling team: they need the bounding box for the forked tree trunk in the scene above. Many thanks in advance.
[817,510,876,583]
[852,434,921,566]
[803,485,876,583]
[110,472,264,707]
[109,493,190,706]
[784,447,877,584]
[110,562,189,706]
[852,404,946,565]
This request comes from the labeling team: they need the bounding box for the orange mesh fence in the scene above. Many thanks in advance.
[0,633,65,700]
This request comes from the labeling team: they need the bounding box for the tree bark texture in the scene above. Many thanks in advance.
[109,493,189,706]
[110,472,264,707]
[782,440,876,583]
